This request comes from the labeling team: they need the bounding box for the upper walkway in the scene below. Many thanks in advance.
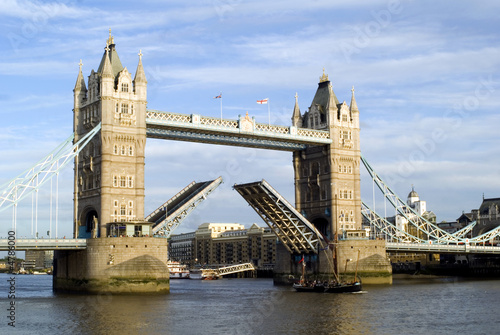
[145,109,332,151]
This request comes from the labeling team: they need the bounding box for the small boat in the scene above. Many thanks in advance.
[167,261,190,279]
[189,269,203,280]
[324,280,362,293]
[293,257,323,292]
[293,282,325,292]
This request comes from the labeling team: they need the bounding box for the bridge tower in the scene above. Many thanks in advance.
[53,33,168,294]
[292,70,361,241]
[73,31,147,238]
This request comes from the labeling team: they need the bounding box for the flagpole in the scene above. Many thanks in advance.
[268,99,270,125]
[220,92,222,121]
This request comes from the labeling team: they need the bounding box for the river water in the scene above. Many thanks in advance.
[1,273,499,335]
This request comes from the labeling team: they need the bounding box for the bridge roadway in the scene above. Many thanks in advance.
[3,238,500,255]
[386,242,500,254]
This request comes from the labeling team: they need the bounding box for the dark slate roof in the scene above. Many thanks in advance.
[309,80,340,114]
[97,44,124,79]
[479,198,500,215]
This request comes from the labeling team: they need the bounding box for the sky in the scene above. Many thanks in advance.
[0,0,499,238]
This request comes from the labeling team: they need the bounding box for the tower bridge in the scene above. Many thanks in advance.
[2,32,500,292]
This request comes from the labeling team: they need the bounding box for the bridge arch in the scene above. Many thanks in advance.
[311,216,329,239]
[80,207,99,238]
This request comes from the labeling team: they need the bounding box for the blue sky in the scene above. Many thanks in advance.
[1,0,500,238]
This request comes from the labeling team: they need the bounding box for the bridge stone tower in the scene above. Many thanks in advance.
[73,31,147,238]
[53,33,169,294]
[292,70,361,241]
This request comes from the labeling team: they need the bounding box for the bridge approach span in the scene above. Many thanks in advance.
[0,238,87,251]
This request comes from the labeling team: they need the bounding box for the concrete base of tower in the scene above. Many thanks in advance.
[273,239,393,285]
[53,237,170,294]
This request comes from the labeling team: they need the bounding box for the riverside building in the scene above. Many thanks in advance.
[168,223,277,269]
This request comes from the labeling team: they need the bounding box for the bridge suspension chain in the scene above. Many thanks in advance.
[0,124,101,222]
[361,155,500,245]
[361,155,468,244]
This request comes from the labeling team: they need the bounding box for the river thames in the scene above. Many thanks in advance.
[1,273,499,334]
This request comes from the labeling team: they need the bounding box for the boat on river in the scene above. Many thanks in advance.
[167,261,190,279]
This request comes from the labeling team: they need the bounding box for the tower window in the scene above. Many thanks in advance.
[113,176,118,187]
[129,146,134,156]
[127,176,134,188]
[121,83,129,92]
[120,176,126,187]
[114,144,118,155]
[342,114,348,122]
[121,145,126,155]
[121,103,129,114]
[120,205,126,216]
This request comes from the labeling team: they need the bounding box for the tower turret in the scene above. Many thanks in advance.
[133,50,147,101]
[291,92,302,127]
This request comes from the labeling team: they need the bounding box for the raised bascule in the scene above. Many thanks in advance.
[2,32,500,293]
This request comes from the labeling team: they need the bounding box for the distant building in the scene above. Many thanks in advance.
[25,250,54,269]
[169,232,195,265]
[168,222,277,269]
[394,187,436,239]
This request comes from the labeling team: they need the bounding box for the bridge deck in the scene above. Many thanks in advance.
[233,179,324,254]
[147,177,223,236]
[386,242,500,254]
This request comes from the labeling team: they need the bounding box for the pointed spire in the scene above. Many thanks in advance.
[134,49,147,84]
[101,42,113,78]
[325,83,338,112]
[74,59,87,91]
[350,86,359,114]
[292,92,302,127]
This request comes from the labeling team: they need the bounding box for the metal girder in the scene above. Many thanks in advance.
[217,263,255,276]
[451,221,476,239]
[149,177,223,236]
[233,179,324,254]
[146,128,308,151]
[0,123,101,213]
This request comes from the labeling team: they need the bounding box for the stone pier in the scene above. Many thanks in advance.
[53,237,170,294]
[273,239,392,285]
